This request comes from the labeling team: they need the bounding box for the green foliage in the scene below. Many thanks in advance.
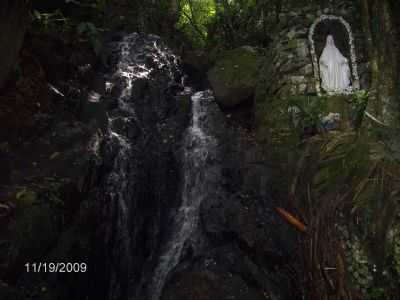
[367,287,386,299]
[256,90,400,297]
[76,0,108,25]
[176,0,281,49]
[16,187,37,203]
[31,9,72,33]
[212,0,268,47]
[30,1,105,56]
[177,0,216,48]
[77,22,102,55]
[349,90,369,127]
[16,177,69,210]
[91,0,107,12]
[288,96,328,131]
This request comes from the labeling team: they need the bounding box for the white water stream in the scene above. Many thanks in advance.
[150,91,216,300]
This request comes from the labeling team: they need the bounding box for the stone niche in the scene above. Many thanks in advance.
[309,15,360,95]
[260,1,370,98]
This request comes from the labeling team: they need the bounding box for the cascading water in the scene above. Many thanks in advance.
[102,33,152,300]
[92,33,296,300]
[149,90,217,300]
[95,32,221,300]
[95,33,188,300]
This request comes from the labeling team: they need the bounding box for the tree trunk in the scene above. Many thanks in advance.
[360,0,398,122]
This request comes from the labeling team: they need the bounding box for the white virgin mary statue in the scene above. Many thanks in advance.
[319,35,351,93]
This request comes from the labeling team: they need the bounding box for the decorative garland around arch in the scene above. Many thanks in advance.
[309,15,360,96]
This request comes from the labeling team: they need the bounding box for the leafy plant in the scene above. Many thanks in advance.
[16,177,69,210]
[367,287,385,299]
[77,22,102,55]
[349,90,369,127]
[31,9,72,33]
[287,96,328,133]
[177,0,216,48]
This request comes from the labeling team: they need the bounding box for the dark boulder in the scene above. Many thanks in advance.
[207,46,263,108]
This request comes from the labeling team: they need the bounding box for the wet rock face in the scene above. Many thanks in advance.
[88,33,298,300]
[161,94,300,300]
[88,33,191,300]
[0,0,28,89]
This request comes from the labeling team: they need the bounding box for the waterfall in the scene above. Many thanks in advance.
[149,90,216,300]
[104,33,141,300]
[96,33,185,300]
[92,33,295,300]
[96,33,220,300]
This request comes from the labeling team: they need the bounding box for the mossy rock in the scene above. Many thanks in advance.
[207,46,263,108]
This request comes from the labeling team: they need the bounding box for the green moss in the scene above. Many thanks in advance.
[212,47,261,83]
[207,46,263,107]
